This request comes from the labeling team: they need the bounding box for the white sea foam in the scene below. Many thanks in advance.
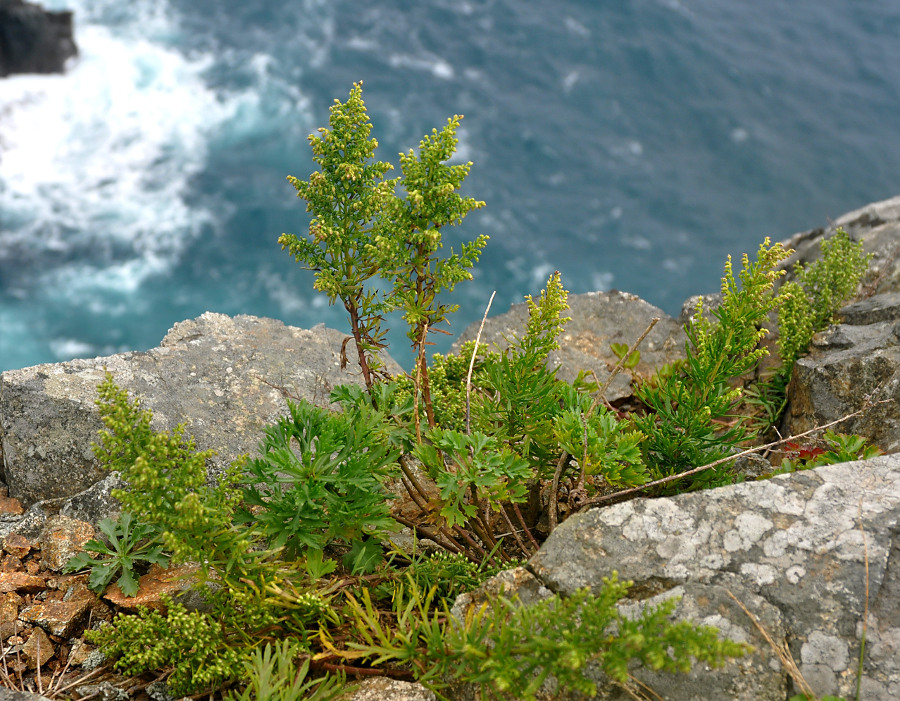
[388,53,455,80]
[0,23,219,285]
[0,1,305,311]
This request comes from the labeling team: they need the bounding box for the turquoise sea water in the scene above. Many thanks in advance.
[1,0,899,372]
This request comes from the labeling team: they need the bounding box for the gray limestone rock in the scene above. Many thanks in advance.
[452,290,687,402]
[524,455,900,700]
[58,471,127,524]
[0,692,52,701]
[342,678,436,701]
[0,312,401,507]
[782,293,900,453]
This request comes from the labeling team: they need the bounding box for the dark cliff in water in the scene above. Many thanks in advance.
[0,0,77,77]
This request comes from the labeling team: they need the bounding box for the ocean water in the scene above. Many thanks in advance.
[1,0,899,372]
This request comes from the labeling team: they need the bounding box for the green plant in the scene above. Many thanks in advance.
[388,548,515,604]
[610,342,640,369]
[370,115,487,426]
[279,82,395,388]
[778,228,870,372]
[280,83,487,422]
[63,512,168,596]
[92,372,269,589]
[553,385,648,489]
[744,228,871,436]
[632,239,789,490]
[238,395,401,564]
[85,85,767,697]
[87,596,248,696]
[334,572,747,700]
[472,272,582,475]
[414,429,532,530]
[227,640,347,701]
[768,430,882,477]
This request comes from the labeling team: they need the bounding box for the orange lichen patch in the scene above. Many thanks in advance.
[0,495,24,516]
[0,571,47,594]
[103,563,201,613]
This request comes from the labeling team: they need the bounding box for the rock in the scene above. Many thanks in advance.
[0,0,77,77]
[1,502,48,542]
[38,515,94,572]
[74,682,128,701]
[0,591,23,638]
[518,454,900,700]
[21,625,53,669]
[0,312,401,507]
[450,566,552,621]
[781,292,900,452]
[0,494,23,516]
[343,678,437,701]
[0,571,45,594]
[19,596,91,638]
[451,290,687,402]
[59,472,127,525]
[101,563,203,614]
[0,692,51,701]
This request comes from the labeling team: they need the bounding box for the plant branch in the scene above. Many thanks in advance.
[580,398,888,510]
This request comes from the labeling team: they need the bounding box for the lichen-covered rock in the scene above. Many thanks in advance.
[525,454,900,700]
[0,313,401,507]
[343,678,436,701]
[782,292,900,452]
[38,514,94,571]
[452,290,687,402]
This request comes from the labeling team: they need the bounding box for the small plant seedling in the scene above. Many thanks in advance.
[610,342,640,369]
[64,511,169,596]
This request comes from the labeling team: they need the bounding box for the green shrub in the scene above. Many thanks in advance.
[337,572,748,700]
[778,227,870,371]
[632,239,789,490]
[86,85,783,697]
[87,596,248,696]
[238,396,400,561]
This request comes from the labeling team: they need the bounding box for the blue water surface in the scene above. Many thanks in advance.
[1,0,899,371]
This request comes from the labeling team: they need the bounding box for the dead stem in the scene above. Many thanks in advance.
[726,589,816,699]
[466,290,496,435]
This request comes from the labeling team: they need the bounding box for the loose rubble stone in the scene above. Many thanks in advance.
[19,597,91,638]
[0,313,402,507]
[2,532,31,559]
[21,626,53,669]
[343,678,437,701]
[0,692,53,701]
[452,290,687,402]
[38,515,94,572]
[0,591,23,638]
[0,571,45,594]
[102,563,202,613]
[58,472,127,525]
[0,494,23,516]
